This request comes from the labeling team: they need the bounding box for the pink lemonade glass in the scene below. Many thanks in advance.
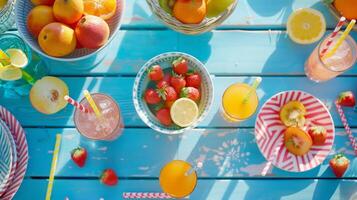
[305,32,357,82]
[74,93,124,141]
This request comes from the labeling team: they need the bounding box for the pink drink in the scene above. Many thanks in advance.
[74,93,124,140]
[305,32,357,82]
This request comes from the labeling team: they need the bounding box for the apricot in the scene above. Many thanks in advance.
[27,6,55,37]
[53,0,83,24]
[31,0,55,6]
[30,76,69,115]
[75,15,110,49]
[173,0,206,24]
[38,22,77,57]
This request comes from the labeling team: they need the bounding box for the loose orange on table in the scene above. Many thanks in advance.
[333,0,357,21]
[83,0,116,20]
[173,0,206,24]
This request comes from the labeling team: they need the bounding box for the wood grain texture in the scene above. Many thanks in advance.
[14,179,357,200]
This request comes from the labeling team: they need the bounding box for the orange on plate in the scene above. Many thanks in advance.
[333,0,357,21]
[83,0,116,20]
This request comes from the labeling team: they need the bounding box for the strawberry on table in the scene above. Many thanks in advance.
[308,126,327,145]
[329,154,350,178]
[180,87,200,101]
[172,57,188,75]
[148,65,164,81]
[170,73,186,93]
[158,86,178,102]
[156,108,172,126]
[71,147,87,168]
[186,71,201,88]
[144,89,161,104]
[100,169,118,186]
[337,91,356,107]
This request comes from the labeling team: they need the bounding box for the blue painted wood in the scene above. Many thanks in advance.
[14,179,357,200]
[1,77,356,127]
[24,128,357,178]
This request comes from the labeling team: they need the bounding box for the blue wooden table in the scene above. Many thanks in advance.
[1,0,357,199]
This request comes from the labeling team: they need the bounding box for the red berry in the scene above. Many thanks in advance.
[308,126,327,145]
[163,72,172,83]
[157,86,178,102]
[157,80,169,89]
[100,169,118,186]
[180,87,200,101]
[170,74,186,93]
[144,89,161,104]
[337,91,356,107]
[156,108,172,126]
[186,72,201,88]
[329,154,350,178]
[148,65,164,81]
[71,147,87,168]
[172,57,188,75]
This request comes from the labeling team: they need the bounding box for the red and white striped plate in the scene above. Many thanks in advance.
[255,91,334,172]
[0,106,28,199]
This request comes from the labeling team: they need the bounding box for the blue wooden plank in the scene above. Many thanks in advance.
[1,77,356,127]
[121,0,338,29]
[24,128,356,178]
[14,179,357,200]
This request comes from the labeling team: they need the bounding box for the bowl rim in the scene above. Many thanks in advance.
[133,52,214,134]
[14,0,125,61]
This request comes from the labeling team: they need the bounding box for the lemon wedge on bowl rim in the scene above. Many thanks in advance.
[287,8,326,44]
[170,98,199,127]
[0,65,23,81]
[5,49,28,68]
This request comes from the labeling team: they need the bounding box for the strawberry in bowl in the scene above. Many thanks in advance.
[133,52,213,134]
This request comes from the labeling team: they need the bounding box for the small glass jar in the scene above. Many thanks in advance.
[0,0,15,33]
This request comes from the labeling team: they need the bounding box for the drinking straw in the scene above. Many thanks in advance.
[21,70,36,85]
[122,192,173,199]
[242,77,262,104]
[83,90,101,118]
[323,19,356,60]
[45,134,62,200]
[64,95,91,113]
[320,17,346,57]
[185,161,203,176]
[335,101,357,156]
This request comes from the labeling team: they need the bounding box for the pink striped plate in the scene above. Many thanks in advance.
[255,91,335,172]
[0,106,28,200]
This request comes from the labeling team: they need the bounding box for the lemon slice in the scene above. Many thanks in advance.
[170,98,199,127]
[287,8,326,44]
[0,65,23,81]
[0,49,10,66]
[5,49,28,68]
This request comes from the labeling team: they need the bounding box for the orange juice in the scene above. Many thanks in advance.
[222,83,259,122]
[159,160,197,198]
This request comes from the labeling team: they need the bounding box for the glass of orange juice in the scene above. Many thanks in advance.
[221,78,261,122]
[159,160,198,198]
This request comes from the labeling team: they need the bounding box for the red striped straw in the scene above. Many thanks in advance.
[123,193,173,199]
[320,17,346,57]
[335,101,357,156]
[64,95,91,113]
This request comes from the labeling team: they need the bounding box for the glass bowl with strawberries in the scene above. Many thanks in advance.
[147,0,238,35]
[133,52,214,134]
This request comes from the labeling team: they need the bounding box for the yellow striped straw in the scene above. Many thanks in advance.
[83,90,102,118]
[323,19,356,60]
[45,134,62,200]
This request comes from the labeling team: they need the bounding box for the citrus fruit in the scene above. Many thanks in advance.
[0,65,23,81]
[284,127,312,156]
[170,98,199,127]
[280,101,306,128]
[287,8,326,44]
[83,0,116,20]
[333,0,357,21]
[0,49,10,66]
[5,49,28,68]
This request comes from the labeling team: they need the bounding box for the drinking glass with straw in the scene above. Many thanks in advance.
[305,18,357,82]
[221,77,262,122]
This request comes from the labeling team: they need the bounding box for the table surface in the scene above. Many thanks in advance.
[1,0,357,199]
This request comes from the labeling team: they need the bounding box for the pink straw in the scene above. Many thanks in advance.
[335,101,357,156]
[64,95,91,113]
[123,193,173,199]
[320,17,346,57]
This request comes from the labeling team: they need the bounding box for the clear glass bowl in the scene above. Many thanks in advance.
[0,0,15,33]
